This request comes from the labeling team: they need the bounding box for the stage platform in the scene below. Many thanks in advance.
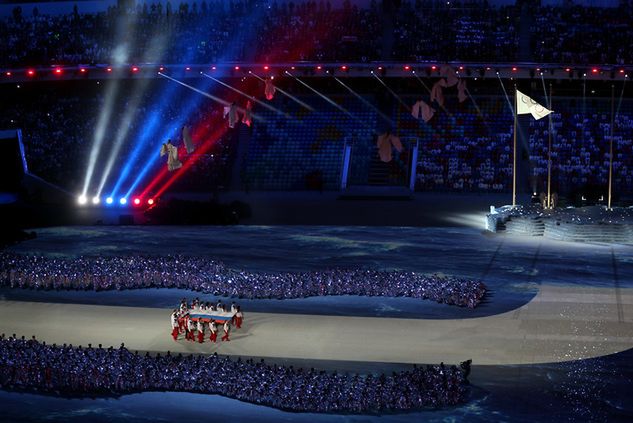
[487,204,633,244]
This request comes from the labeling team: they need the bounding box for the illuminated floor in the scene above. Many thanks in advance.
[1,284,632,366]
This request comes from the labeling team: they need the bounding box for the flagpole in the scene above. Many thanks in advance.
[608,84,614,210]
[513,86,517,207]
[547,82,552,209]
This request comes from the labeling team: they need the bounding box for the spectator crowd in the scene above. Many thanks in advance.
[528,103,633,194]
[0,252,487,308]
[2,80,632,197]
[0,334,467,412]
[2,1,633,66]
[532,5,633,65]
[2,1,633,197]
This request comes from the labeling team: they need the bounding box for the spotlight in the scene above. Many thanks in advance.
[92,196,100,205]
[147,198,154,205]
[133,198,141,205]
[27,69,35,77]
[78,195,87,205]
[119,197,127,205]
[106,197,114,204]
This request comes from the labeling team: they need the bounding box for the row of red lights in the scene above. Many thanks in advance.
[5,65,629,78]
[133,197,154,206]
[7,66,133,77]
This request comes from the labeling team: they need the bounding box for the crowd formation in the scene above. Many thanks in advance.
[0,334,467,412]
[0,252,487,308]
[2,1,633,66]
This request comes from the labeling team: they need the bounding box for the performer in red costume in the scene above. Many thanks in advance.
[197,319,205,344]
[221,321,231,342]
[209,321,218,343]
[171,310,179,341]
[186,316,196,341]
[235,306,243,329]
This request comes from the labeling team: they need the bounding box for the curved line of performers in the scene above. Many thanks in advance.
[170,298,244,344]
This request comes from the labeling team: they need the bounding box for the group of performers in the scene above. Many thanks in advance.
[170,298,244,344]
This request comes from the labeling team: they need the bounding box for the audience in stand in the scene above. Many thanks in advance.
[256,0,381,63]
[3,1,632,66]
[532,5,633,65]
[408,95,633,194]
[528,106,633,194]
[0,253,487,308]
[0,0,382,66]
[2,84,632,195]
[392,1,517,62]
[409,97,513,192]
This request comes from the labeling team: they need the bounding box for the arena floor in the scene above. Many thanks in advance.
[1,225,633,422]
[1,284,632,366]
